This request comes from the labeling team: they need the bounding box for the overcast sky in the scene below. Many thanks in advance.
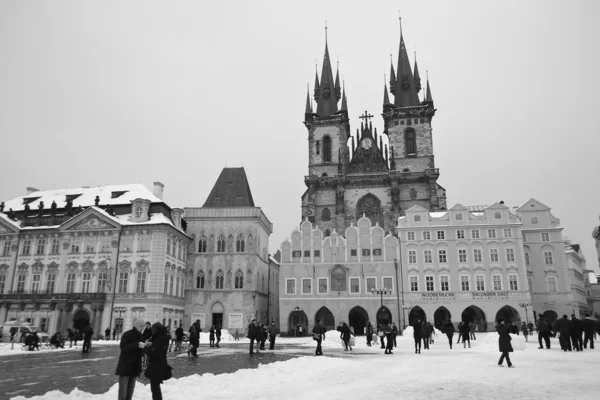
[1,0,599,273]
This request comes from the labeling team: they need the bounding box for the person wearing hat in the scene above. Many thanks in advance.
[268,321,277,350]
[115,318,151,400]
[247,319,257,354]
[144,322,171,400]
[496,319,514,368]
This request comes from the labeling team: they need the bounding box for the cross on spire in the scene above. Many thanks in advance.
[359,111,373,123]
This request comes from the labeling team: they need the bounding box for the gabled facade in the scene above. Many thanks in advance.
[0,183,191,337]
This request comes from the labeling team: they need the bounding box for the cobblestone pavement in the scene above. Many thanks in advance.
[0,342,325,399]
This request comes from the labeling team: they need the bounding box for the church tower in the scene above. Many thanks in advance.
[302,35,351,232]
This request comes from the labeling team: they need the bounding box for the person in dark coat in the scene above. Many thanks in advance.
[142,322,152,342]
[413,318,423,354]
[209,325,215,347]
[215,325,222,348]
[192,319,202,336]
[144,323,170,400]
[456,322,463,344]
[391,323,398,347]
[384,323,394,354]
[365,321,373,346]
[469,321,477,340]
[175,324,184,352]
[247,319,257,354]
[442,320,455,349]
[115,318,149,400]
[254,322,264,353]
[582,313,595,349]
[312,319,326,355]
[260,323,268,350]
[521,322,529,342]
[113,327,117,341]
[67,328,74,348]
[189,325,200,357]
[340,322,352,351]
[460,321,471,348]
[268,321,277,350]
[82,323,94,353]
[378,324,386,349]
[422,321,431,350]
[50,332,64,349]
[570,314,583,351]
[537,316,551,349]
[556,314,572,351]
[105,327,111,340]
[496,319,514,368]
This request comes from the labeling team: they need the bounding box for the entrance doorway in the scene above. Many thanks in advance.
[541,310,558,325]
[376,306,392,326]
[289,309,308,336]
[315,306,335,331]
[461,305,487,332]
[211,301,225,328]
[73,309,90,331]
[408,306,426,326]
[495,305,521,324]
[434,306,452,330]
[348,306,369,335]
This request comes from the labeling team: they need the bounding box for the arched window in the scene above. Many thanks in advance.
[166,235,172,255]
[325,229,331,237]
[215,270,224,289]
[236,233,245,252]
[217,235,226,252]
[322,208,331,221]
[196,271,205,289]
[405,129,416,155]
[198,235,207,253]
[235,269,244,289]
[356,193,383,228]
[323,135,332,162]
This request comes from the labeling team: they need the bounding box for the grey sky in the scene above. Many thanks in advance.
[1,0,599,272]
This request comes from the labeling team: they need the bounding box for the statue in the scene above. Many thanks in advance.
[95,196,100,206]
[50,201,57,215]
[65,199,73,216]
[0,202,4,213]
[336,187,345,214]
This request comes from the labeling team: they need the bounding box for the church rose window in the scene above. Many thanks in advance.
[331,265,347,291]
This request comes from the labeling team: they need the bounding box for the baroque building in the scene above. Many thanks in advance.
[184,168,279,331]
[302,29,446,235]
[0,183,191,336]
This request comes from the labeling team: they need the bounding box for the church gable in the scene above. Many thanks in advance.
[348,118,389,174]
[516,198,551,212]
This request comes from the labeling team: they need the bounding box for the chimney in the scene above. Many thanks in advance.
[153,182,164,200]
[26,187,40,195]
[171,208,184,229]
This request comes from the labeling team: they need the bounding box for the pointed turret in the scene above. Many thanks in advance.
[334,63,341,100]
[383,82,391,105]
[389,59,396,93]
[340,85,348,111]
[425,76,433,104]
[313,70,320,102]
[413,53,422,93]
[394,31,420,107]
[305,86,312,114]
[315,41,339,116]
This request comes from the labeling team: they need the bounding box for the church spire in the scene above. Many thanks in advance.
[389,54,396,93]
[305,84,312,114]
[394,16,420,107]
[341,83,348,111]
[383,79,391,105]
[334,61,341,101]
[313,67,320,102]
[413,50,422,93]
[315,26,339,116]
[425,72,433,104]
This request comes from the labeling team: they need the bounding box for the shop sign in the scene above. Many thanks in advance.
[421,292,456,299]
[472,291,509,300]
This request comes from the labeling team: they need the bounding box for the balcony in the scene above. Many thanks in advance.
[0,290,107,302]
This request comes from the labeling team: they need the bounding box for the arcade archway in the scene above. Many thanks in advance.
[495,305,521,324]
[541,310,558,325]
[288,309,308,336]
[408,306,426,326]
[376,306,392,326]
[461,305,487,332]
[348,306,369,335]
[315,306,335,331]
[434,306,452,330]
[73,309,90,331]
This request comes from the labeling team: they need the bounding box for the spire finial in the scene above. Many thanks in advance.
[399,11,402,35]
[325,20,328,43]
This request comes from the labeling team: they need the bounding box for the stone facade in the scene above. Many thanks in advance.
[0,184,191,338]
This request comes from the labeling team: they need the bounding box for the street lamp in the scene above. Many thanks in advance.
[519,302,531,325]
[402,305,413,330]
[371,288,391,325]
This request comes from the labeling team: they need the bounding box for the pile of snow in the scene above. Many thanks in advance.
[198,329,240,343]
[477,332,527,351]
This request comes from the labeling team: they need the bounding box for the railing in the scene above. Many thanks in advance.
[0,292,107,301]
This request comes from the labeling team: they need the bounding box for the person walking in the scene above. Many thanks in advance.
[422,321,431,350]
[413,318,423,354]
[175,324,184,352]
[365,321,373,347]
[192,319,202,335]
[570,314,583,351]
[188,325,199,357]
[209,325,215,348]
[115,318,150,400]
[556,314,572,351]
[527,321,534,335]
[521,322,529,342]
[340,322,352,351]
[216,325,222,348]
[469,321,477,340]
[384,322,394,355]
[496,319,514,368]
[582,313,595,349]
[167,326,176,352]
[113,327,117,341]
[260,323,269,350]
[312,319,326,356]
[456,322,463,344]
[144,323,170,400]
[268,321,277,350]
[391,323,398,347]
[105,327,111,341]
[537,316,551,349]
[67,328,74,348]
[460,321,471,348]
[442,320,455,349]
[378,324,386,349]
[428,321,435,345]
[235,329,239,341]
[82,323,94,353]
[254,321,264,353]
[248,319,257,354]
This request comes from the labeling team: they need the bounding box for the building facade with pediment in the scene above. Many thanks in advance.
[0,183,191,337]
[184,168,279,332]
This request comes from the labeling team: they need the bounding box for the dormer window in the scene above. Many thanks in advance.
[130,198,151,223]
[494,212,501,219]
[111,191,127,199]
[22,197,41,205]
[455,213,463,221]
[134,206,143,218]
[414,215,421,222]
[65,194,82,202]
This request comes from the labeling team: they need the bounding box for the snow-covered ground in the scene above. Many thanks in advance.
[10,331,600,400]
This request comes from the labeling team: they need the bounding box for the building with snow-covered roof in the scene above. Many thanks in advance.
[0,182,191,338]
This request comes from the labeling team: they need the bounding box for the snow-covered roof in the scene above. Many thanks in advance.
[2,184,162,212]
[429,212,448,218]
